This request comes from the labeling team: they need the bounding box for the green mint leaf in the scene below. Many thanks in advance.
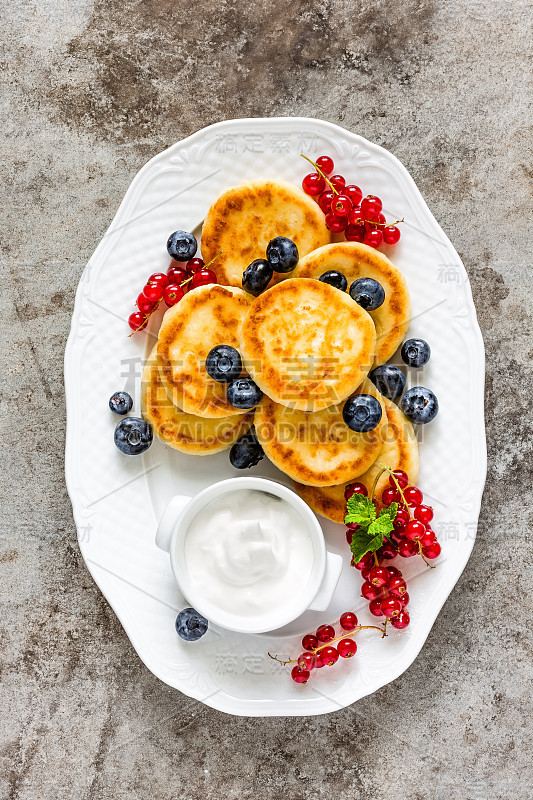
[367,514,395,538]
[344,494,377,526]
[378,502,398,522]
[350,529,386,564]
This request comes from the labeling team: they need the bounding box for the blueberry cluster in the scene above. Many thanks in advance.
[242,236,299,296]
[319,269,385,312]
[206,345,263,411]
[109,390,153,455]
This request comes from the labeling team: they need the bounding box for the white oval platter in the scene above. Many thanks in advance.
[65,117,486,716]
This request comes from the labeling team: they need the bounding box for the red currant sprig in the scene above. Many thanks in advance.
[301,154,403,248]
[128,250,222,334]
[269,613,386,684]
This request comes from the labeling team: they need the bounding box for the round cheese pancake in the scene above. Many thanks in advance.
[201,180,331,288]
[294,242,411,366]
[240,278,376,412]
[292,397,419,522]
[254,379,387,487]
[157,284,251,418]
[141,348,253,454]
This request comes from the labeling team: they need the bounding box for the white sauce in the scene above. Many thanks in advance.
[184,489,314,618]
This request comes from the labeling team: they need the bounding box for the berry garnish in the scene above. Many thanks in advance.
[185,257,205,275]
[401,387,439,425]
[337,639,357,658]
[361,580,382,601]
[291,666,310,684]
[390,610,410,629]
[361,196,382,216]
[368,566,390,587]
[205,345,242,383]
[137,292,154,315]
[128,311,147,332]
[297,652,316,671]
[143,282,164,303]
[397,538,417,557]
[390,469,409,489]
[414,505,434,524]
[349,277,385,310]
[344,185,363,205]
[229,430,264,469]
[316,624,335,643]
[422,542,442,560]
[242,259,273,296]
[302,173,325,196]
[363,228,384,249]
[147,272,169,288]
[167,230,197,262]
[383,225,401,244]
[342,394,383,432]
[190,269,216,289]
[331,194,352,217]
[318,190,336,213]
[401,338,431,367]
[329,175,346,192]
[319,270,348,292]
[369,598,384,616]
[404,520,426,541]
[302,634,318,651]
[381,487,400,506]
[109,391,133,415]
[320,646,339,666]
[315,155,334,175]
[114,417,153,455]
[163,284,184,306]
[345,482,368,500]
[340,611,358,631]
[175,607,208,641]
[381,597,402,619]
[266,237,299,273]
[167,266,188,285]
[404,486,423,506]
[324,212,347,232]
[227,378,263,409]
[345,224,366,242]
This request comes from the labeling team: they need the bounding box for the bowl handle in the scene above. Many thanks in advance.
[308,551,343,612]
[155,494,192,553]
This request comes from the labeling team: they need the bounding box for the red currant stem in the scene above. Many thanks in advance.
[382,618,388,637]
[417,540,435,569]
[267,624,386,667]
[300,153,339,195]
[352,216,405,228]
[204,249,223,270]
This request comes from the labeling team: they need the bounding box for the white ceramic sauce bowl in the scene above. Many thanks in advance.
[156,476,343,634]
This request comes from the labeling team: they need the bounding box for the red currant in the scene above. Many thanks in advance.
[320,646,339,666]
[422,542,442,560]
[420,529,437,547]
[394,506,410,529]
[369,598,384,616]
[374,213,386,226]
[361,566,372,581]
[329,175,346,192]
[291,666,310,683]
[167,266,188,285]
[316,155,334,175]
[383,225,401,245]
[302,633,318,651]
[364,228,384,248]
[330,194,353,217]
[388,577,407,597]
[190,269,216,289]
[414,505,434,524]
[137,293,154,315]
[186,257,205,275]
[337,638,357,658]
[128,311,147,331]
[345,224,366,242]
[147,272,169,288]
[397,538,417,558]
[163,284,184,306]
[387,566,402,578]
[404,520,426,541]
[325,212,347,232]
[316,624,335,643]
[390,470,409,489]
[390,610,410,629]
[399,592,410,606]
[339,611,358,631]
[368,566,389,588]
[354,552,373,571]
[361,195,382,216]
[345,482,368,500]
[347,206,363,225]
[380,543,397,560]
[361,580,383,601]
[297,652,316,671]
[318,190,335,214]
[381,487,400,506]
[344,185,362,206]
[143,282,164,302]
[302,173,325,196]
[404,486,423,506]
[381,597,402,618]
[346,529,354,545]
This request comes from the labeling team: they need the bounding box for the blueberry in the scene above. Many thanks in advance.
[400,387,438,424]
[206,345,242,383]
[229,429,264,469]
[342,394,383,432]
[349,277,385,311]
[242,259,273,296]
[319,270,348,292]
[227,377,263,409]
[175,607,208,642]
[114,417,153,455]
[109,391,133,415]
[167,230,197,262]
[266,237,299,273]
[368,365,406,401]
[401,338,431,368]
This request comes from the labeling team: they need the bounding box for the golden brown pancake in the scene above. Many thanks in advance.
[292,397,419,522]
[254,379,387,487]
[294,242,411,366]
[157,284,251,418]
[240,278,376,412]
[141,348,253,454]
[201,179,331,288]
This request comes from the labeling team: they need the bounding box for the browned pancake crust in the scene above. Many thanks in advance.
[254,379,387,486]
[292,397,419,522]
[294,242,411,366]
[240,278,376,411]
[201,180,331,288]
[157,284,251,418]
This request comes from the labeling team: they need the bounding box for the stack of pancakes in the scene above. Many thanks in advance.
[141,180,418,524]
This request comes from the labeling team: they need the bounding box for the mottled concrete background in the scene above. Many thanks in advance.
[1,0,532,797]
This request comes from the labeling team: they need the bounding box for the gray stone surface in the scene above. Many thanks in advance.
[1,0,532,797]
